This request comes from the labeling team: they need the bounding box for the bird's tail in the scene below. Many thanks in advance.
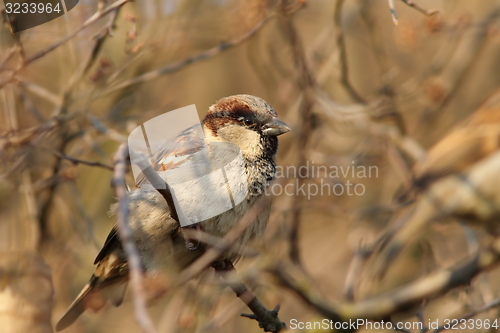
[55,275,128,331]
[55,275,99,331]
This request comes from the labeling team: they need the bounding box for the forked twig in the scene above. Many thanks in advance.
[213,261,285,333]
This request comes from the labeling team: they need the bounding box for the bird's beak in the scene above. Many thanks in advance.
[262,117,291,136]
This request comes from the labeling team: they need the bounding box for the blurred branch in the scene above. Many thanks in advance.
[88,114,128,142]
[270,236,500,323]
[18,80,60,106]
[0,0,131,89]
[178,198,269,284]
[432,8,500,112]
[112,143,157,333]
[0,252,54,333]
[281,5,317,265]
[4,1,126,249]
[334,0,365,103]
[45,148,114,171]
[0,47,18,72]
[343,240,370,301]
[431,296,500,333]
[53,3,122,117]
[37,129,73,247]
[102,13,274,95]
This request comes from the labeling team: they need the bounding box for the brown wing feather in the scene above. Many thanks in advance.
[94,226,120,264]
[135,124,206,187]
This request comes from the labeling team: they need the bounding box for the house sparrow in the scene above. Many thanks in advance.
[55,94,290,331]
[371,89,500,276]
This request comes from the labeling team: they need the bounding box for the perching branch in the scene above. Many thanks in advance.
[214,262,285,333]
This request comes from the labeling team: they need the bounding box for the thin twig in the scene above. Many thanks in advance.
[112,143,157,333]
[388,0,438,25]
[100,13,274,96]
[37,129,73,247]
[18,79,60,106]
[400,0,438,16]
[133,155,180,222]
[334,0,365,103]
[47,149,114,170]
[343,240,370,301]
[0,0,131,89]
[177,198,269,284]
[281,6,316,265]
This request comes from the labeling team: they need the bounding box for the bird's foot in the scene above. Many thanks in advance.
[184,224,204,251]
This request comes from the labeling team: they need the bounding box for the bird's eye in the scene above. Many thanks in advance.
[238,116,256,128]
[244,118,254,126]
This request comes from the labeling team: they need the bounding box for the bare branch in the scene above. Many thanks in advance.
[112,143,157,333]
[101,13,274,96]
[178,198,269,284]
[334,0,365,103]
[214,263,285,333]
[0,0,131,89]
[40,146,113,170]
[270,237,500,323]
[280,5,317,265]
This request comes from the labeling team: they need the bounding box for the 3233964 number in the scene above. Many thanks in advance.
[443,318,499,330]
[5,1,61,14]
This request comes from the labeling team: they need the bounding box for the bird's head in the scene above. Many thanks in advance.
[203,94,290,161]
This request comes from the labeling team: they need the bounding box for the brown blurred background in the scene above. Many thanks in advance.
[2,0,500,332]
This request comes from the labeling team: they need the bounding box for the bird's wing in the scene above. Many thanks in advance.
[135,124,206,187]
[93,125,207,282]
[94,225,120,264]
